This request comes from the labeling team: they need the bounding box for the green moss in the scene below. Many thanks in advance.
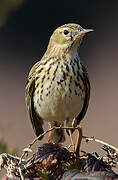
[0,139,17,155]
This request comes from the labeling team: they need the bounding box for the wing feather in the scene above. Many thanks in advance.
[76,64,90,125]
[25,62,44,138]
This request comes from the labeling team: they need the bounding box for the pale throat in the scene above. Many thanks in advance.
[45,38,82,61]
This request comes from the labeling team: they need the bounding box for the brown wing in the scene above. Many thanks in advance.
[76,64,90,125]
[25,62,44,138]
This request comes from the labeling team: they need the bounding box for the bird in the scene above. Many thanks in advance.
[25,23,93,150]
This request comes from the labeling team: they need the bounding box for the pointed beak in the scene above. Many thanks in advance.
[80,28,94,35]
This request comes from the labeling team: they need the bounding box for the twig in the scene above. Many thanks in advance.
[28,126,81,148]
[83,136,118,154]
[67,144,73,149]
[18,167,24,180]
[19,126,81,163]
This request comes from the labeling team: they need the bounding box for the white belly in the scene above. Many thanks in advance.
[34,80,85,125]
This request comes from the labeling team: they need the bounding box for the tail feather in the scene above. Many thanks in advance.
[51,128,65,143]
[49,123,65,143]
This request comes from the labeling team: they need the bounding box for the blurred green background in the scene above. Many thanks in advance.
[0,0,118,162]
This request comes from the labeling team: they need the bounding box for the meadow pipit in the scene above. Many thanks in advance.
[26,23,93,148]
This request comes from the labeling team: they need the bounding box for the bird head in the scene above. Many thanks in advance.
[47,23,93,55]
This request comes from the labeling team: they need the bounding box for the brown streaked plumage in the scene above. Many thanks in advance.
[25,23,93,145]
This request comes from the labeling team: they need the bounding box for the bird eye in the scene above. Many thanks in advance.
[63,29,69,35]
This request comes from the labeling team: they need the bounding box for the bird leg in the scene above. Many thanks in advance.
[68,129,75,153]
[47,126,56,143]
[75,125,83,155]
